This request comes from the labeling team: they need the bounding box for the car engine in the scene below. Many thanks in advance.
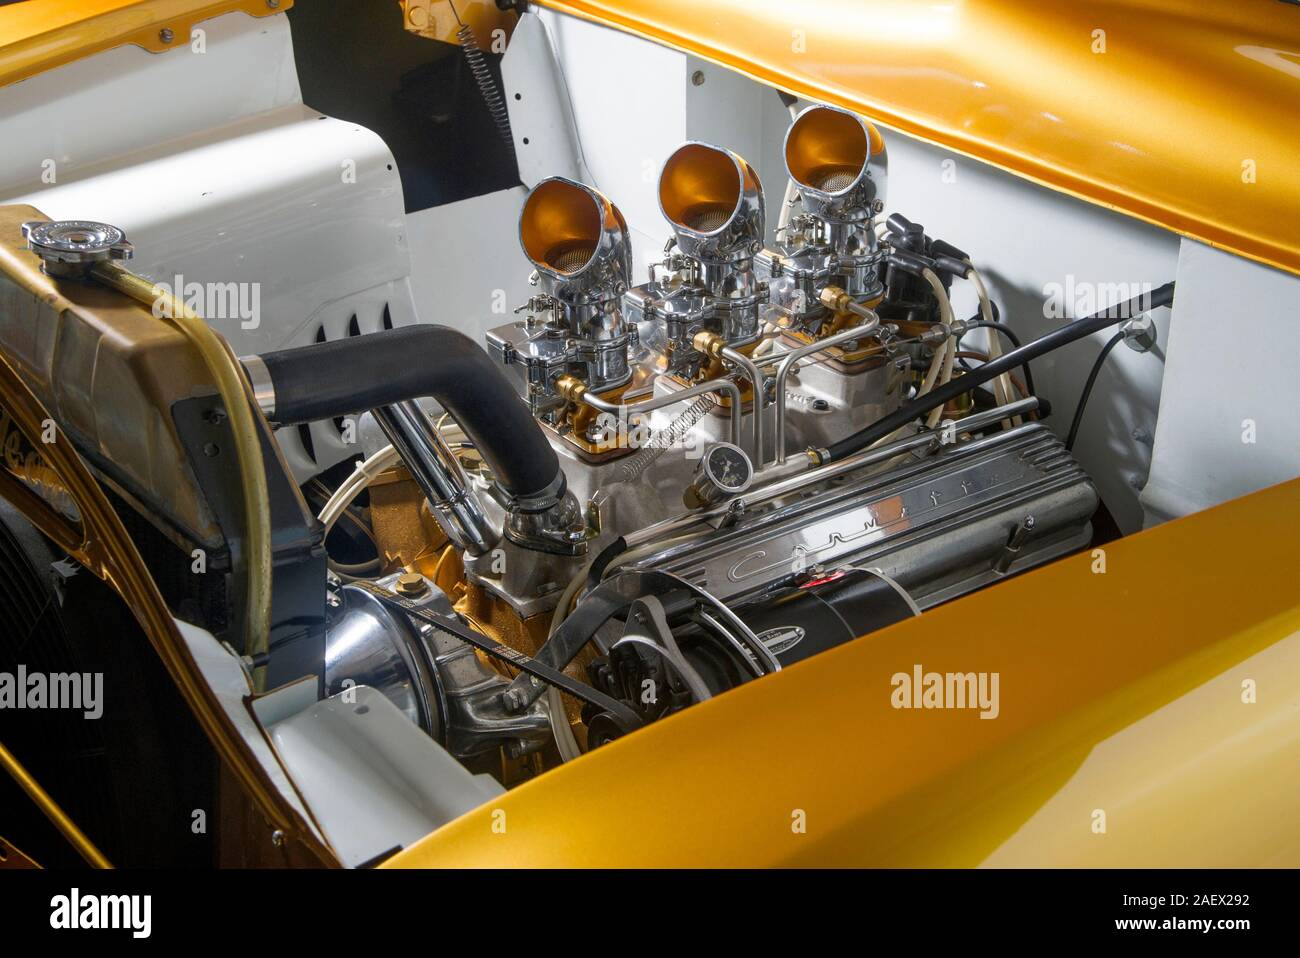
[234,104,1104,768]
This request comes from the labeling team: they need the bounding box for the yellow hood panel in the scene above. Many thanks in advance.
[385,476,1300,867]
[0,0,290,87]
[538,0,1300,278]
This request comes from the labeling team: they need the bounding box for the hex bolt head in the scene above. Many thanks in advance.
[395,572,428,598]
[1121,314,1157,353]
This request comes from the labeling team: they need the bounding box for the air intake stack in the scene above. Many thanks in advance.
[625,142,770,376]
[488,177,637,415]
[759,104,889,324]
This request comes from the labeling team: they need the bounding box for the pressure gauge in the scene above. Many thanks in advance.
[685,441,755,508]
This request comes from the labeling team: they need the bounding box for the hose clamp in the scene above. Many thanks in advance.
[498,472,589,556]
[239,354,277,419]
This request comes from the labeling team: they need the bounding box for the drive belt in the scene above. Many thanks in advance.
[354,581,641,729]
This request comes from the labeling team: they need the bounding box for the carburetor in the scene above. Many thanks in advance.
[624,142,769,375]
[755,104,905,456]
[485,115,929,476]
[757,104,889,330]
[486,177,636,435]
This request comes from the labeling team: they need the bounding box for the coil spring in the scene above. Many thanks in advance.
[458,23,515,152]
[611,395,717,484]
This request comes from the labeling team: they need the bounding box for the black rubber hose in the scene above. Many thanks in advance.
[824,282,1174,462]
[253,325,561,498]
[962,309,1036,398]
[965,319,1019,345]
[1065,330,1126,452]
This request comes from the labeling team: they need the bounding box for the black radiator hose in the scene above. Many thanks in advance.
[251,325,561,499]
[822,282,1175,463]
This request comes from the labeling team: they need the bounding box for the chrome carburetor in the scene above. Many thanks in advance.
[486,177,636,418]
[623,142,770,375]
[756,104,888,329]
[754,104,904,456]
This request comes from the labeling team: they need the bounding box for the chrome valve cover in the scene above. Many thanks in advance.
[628,423,1098,609]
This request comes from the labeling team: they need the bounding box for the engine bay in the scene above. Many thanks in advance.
[8,0,1297,872]
[1,99,1163,795]
[243,103,1133,776]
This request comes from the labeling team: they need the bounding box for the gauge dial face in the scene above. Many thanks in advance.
[703,442,754,493]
